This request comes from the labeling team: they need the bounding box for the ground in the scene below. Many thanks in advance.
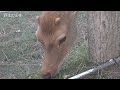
[0,11,119,79]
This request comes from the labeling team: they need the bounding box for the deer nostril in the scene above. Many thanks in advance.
[41,73,51,79]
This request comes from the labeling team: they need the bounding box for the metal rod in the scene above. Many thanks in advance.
[69,56,120,79]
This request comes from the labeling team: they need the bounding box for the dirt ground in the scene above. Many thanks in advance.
[0,11,119,79]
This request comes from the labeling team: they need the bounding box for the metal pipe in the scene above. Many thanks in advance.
[69,56,120,79]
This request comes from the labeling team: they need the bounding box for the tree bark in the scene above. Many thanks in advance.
[88,11,120,63]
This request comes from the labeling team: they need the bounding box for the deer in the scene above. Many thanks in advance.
[36,11,78,79]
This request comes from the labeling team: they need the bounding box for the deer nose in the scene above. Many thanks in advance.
[41,72,52,79]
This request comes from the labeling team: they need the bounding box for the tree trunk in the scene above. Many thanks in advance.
[88,11,120,63]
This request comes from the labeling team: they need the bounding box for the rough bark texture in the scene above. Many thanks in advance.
[88,11,120,63]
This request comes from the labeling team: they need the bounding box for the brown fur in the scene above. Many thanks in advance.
[36,11,78,78]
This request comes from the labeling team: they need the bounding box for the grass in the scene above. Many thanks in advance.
[0,11,43,79]
[55,41,90,79]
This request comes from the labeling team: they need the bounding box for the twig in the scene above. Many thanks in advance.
[2,50,9,61]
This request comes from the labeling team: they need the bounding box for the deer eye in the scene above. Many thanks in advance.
[59,36,66,46]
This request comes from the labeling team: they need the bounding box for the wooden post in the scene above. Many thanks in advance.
[88,11,120,63]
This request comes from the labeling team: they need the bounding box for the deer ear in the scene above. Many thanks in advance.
[69,11,78,19]
[36,16,39,19]
[55,18,61,25]
[71,11,78,16]
[73,11,78,15]
[36,16,40,24]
